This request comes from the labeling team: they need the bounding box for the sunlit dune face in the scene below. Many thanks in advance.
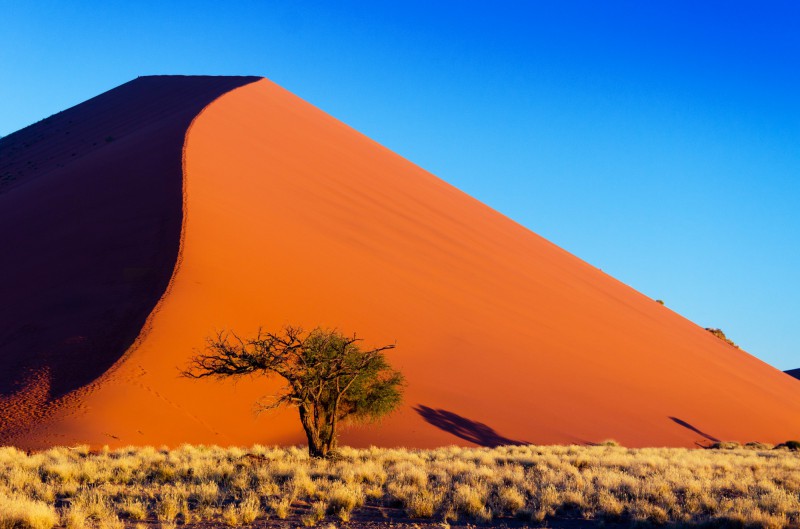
[4,78,800,449]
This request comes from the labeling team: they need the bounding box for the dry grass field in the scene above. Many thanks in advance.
[1,443,799,529]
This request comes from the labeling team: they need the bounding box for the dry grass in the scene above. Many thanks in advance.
[0,443,798,527]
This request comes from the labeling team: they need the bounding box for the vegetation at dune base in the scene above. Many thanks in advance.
[183,325,404,458]
[2,444,800,529]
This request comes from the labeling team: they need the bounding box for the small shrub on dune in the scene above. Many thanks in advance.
[774,440,800,451]
[708,441,742,450]
[744,441,773,450]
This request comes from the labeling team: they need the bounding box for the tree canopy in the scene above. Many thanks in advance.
[184,325,404,457]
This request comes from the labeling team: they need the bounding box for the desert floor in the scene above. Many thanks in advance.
[2,442,800,528]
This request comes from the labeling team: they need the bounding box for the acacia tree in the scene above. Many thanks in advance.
[183,326,404,458]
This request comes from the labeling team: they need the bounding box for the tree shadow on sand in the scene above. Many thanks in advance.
[669,416,720,446]
[414,405,527,447]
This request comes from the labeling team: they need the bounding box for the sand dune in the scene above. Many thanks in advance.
[1,77,798,449]
[787,369,800,381]
[0,76,259,436]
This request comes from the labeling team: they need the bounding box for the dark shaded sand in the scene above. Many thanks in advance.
[0,76,259,434]
[787,369,800,380]
[2,78,799,449]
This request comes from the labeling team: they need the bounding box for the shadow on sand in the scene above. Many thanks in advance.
[669,416,720,445]
[414,404,527,447]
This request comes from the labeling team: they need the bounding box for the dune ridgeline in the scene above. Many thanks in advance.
[1,76,798,449]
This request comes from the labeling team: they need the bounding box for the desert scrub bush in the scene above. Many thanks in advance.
[776,440,800,451]
[709,441,743,450]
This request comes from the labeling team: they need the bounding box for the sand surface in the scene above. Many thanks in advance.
[0,76,259,438]
[2,77,799,449]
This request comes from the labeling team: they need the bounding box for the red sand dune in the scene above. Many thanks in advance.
[1,76,798,449]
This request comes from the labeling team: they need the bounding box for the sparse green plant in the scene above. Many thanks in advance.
[709,441,743,450]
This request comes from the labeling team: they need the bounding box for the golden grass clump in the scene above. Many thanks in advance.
[326,481,364,521]
[0,492,59,529]
[301,500,328,526]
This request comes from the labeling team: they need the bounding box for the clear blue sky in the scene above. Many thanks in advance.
[2,1,798,369]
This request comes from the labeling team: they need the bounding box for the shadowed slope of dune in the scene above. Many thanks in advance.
[0,76,259,435]
[787,369,800,381]
[3,78,799,449]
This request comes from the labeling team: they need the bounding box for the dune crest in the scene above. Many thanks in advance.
[0,76,260,438]
[2,77,799,448]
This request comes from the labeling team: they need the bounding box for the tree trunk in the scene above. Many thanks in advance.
[298,404,326,458]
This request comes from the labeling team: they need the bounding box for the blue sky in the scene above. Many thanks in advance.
[2,1,798,369]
